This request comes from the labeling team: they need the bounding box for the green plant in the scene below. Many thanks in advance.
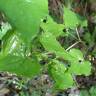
[0,0,92,90]
[0,0,48,43]
[80,86,96,96]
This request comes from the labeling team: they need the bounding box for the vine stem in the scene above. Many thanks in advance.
[66,41,80,51]
[66,27,83,51]
[76,27,81,41]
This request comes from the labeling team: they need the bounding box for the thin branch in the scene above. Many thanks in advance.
[66,41,80,51]
[76,28,81,41]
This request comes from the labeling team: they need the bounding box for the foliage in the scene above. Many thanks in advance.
[0,22,11,40]
[48,60,74,89]
[0,0,93,90]
[0,0,48,43]
[64,7,87,28]
[0,31,41,77]
[41,16,65,37]
[80,86,96,96]
[68,49,91,76]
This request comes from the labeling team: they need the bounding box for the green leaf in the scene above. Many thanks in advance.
[0,0,48,43]
[69,60,91,76]
[41,16,66,37]
[64,7,87,28]
[89,86,96,96]
[0,31,41,77]
[40,32,70,60]
[68,49,91,76]
[48,60,74,89]
[68,48,84,61]
[40,32,64,53]
[55,72,74,90]
[0,55,41,77]
[80,90,90,96]
[80,86,96,96]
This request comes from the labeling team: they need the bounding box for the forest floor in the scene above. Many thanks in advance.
[0,68,96,96]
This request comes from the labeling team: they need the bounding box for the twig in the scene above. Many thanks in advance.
[76,28,81,41]
[66,41,80,51]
